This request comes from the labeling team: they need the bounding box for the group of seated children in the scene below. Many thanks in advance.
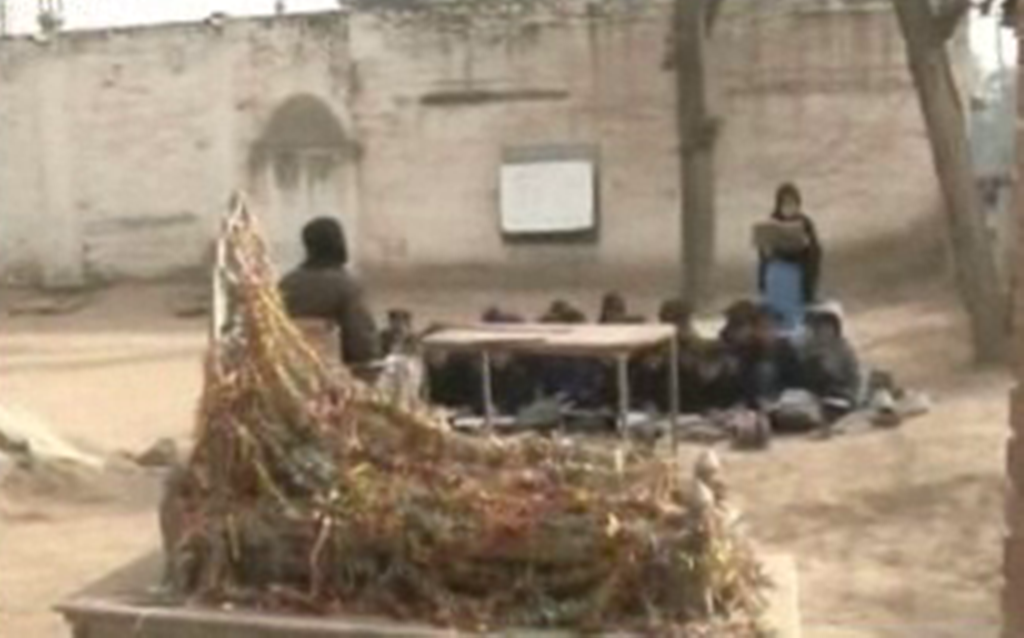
[406,292,867,433]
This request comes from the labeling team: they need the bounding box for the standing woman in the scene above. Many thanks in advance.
[757,183,823,331]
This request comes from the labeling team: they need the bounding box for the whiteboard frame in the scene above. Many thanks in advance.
[498,144,600,242]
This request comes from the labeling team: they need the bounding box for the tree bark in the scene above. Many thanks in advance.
[894,0,1008,364]
[1006,11,1024,638]
[675,0,717,308]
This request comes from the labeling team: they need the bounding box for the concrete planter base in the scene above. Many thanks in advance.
[57,552,801,638]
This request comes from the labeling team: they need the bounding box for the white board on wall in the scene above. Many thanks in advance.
[499,159,596,235]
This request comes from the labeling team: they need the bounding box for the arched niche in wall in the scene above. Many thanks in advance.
[249,94,360,273]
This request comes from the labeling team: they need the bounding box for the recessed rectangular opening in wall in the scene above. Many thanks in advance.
[499,144,599,243]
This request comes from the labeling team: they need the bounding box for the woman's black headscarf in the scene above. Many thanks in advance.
[302,217,349,269]
[771,182,802,219]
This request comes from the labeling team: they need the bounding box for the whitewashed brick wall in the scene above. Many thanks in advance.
[0,5,942,288]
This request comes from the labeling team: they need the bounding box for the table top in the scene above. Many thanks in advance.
[421,323,677,356]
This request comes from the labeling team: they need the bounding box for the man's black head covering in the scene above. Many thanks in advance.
[302,217,348,268]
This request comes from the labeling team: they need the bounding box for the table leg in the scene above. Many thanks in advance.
[481,351,496,432]
[669,338,681,449]
[616,353,630,435]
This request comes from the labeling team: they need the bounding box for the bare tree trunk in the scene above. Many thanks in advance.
[894,0,1008,364]
[1006,11,1024,638]
[675,0,717,308]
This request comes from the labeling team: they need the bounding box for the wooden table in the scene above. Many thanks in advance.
[422,324,680,442]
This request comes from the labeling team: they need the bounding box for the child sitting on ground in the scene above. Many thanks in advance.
[380,308,415,356]
[480,307,535,414]
[537,301,603,408]
[801,302,862,422]
[733,305,806,417]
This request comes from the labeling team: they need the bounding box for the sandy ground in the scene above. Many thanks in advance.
[0,282,1009,637]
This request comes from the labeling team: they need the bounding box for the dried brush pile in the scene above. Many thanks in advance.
[163,198,771,636]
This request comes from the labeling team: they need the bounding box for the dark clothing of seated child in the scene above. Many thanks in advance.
[620,298,676,411]
[633,346,736,414]
[732,307,805,410]
[529,301,600,407]
[801,307,861,420]
[719,299,760,348]
[686,342,744,412]
[427,352,479,411]
[632,299,743,414]
[425,306,537,416]
[631,352,671,412]
[535,355,606,409]
[478,307,536,415]
[736,340,804,409]
[483,356,537,415]
[427,353,535,416]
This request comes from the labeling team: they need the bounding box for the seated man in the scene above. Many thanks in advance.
[801,302,862,421]
[278,218,380,380]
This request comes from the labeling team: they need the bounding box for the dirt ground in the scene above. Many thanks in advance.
[0,282,1009,637]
